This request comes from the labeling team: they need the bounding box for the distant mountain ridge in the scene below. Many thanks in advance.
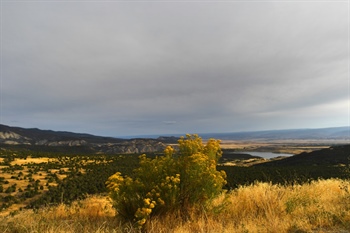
[1,124,349,154]
[0,124,176,154]
[0,124,125,145]
[200,126,349,140]
[124,127,349,140]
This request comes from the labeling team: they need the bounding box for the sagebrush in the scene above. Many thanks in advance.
[106,134,227,227]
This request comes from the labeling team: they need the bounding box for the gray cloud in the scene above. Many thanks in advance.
[1,1,348,136]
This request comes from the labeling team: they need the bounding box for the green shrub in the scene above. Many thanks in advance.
[106,134,227,228]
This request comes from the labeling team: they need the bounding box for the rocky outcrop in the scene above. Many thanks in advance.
[0,131,23,139]
[95,140,167,154]
[0,131,31,145]
[35,140,89,147]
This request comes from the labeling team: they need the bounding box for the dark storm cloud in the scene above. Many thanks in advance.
[1,1,348,136]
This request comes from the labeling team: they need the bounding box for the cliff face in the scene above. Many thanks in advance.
[0,124,169,154]
[95,140,167,154]
[0,131,31,145]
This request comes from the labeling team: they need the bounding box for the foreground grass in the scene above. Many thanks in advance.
[1,179,350,233]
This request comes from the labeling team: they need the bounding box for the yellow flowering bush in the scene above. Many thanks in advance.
[106,134,226,228]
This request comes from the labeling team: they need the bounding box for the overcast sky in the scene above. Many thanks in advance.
[1,1,349,137]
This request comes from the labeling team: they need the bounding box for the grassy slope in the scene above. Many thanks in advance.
[1,178,350,233]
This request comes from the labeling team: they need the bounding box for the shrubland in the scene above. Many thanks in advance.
[0,135,350,232]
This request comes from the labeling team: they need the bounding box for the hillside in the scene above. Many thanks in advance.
[0,124,126,144]
[254,144,350,167]
[0,124,176,154]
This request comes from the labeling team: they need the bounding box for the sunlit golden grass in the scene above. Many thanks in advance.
[10,157,52,165]
[0,195,121,233]
[219,179,350,233]
[1,179,349,233]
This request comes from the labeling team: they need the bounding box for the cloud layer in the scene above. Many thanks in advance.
[1,1,348,136]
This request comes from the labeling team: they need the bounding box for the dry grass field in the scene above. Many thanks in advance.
[10,157,52,165]
[1,179,349,233]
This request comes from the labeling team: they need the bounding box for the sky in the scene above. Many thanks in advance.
[0,0,349,137]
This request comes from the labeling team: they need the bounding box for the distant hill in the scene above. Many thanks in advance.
[200,126,350,140]
[0,124,176,154]
[1,124,349,154]
[0,124,126,144]
[254,144,350,167]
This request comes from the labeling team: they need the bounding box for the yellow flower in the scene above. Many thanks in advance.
[144,198,151,205]
[157,198,165,205]
[164,146,175,156]
[172,177,180,183]
[137,218,146,226]
[143,208,152,215]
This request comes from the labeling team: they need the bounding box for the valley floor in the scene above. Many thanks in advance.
[219,139,349,154]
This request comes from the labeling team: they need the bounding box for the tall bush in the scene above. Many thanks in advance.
[106,134,226,228]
